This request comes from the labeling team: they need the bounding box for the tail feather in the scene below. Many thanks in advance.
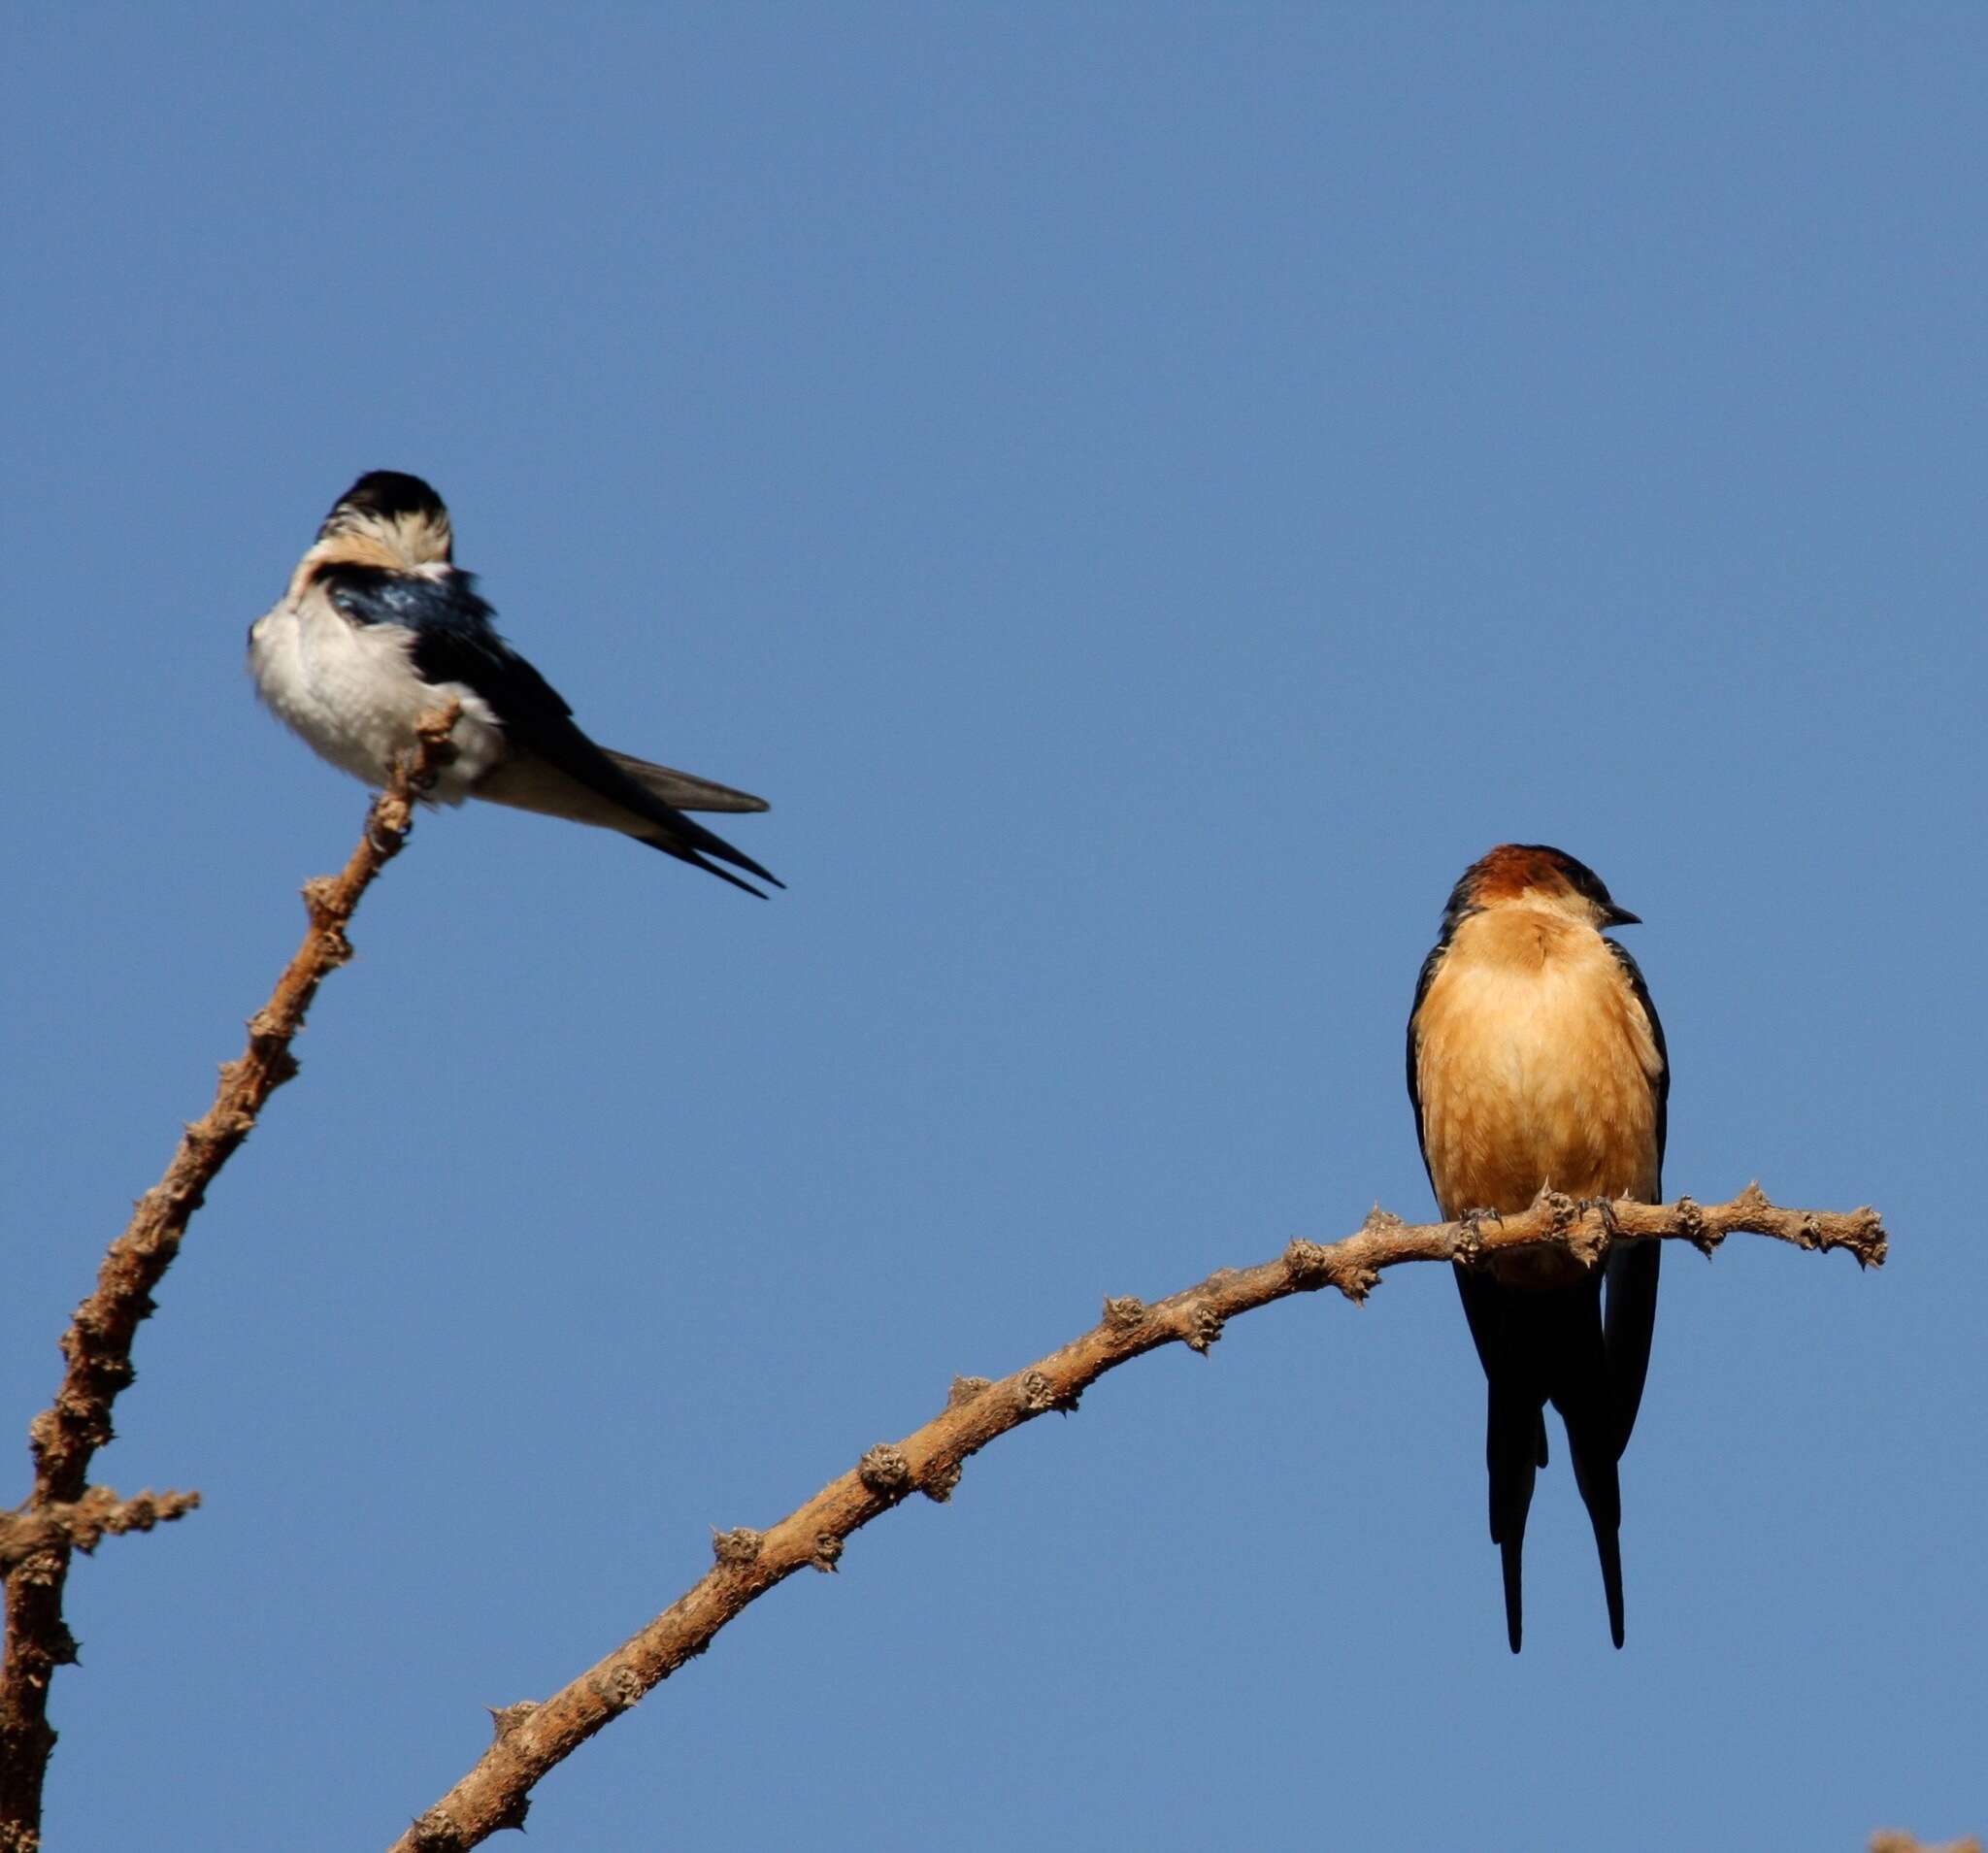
[1486,1375,1541,1653]
[1461,1268,1630,1651]
[636,833,774,898]
[1500,1535,1527,1656]
[1594,1516,1626,1649]
[633,811,785,894]
[1604,1240,1662,1456]
[1568,1449,1626,1648]
[1549,1276,1628,1650]
[602,749,771,815]
[471,747,780,894]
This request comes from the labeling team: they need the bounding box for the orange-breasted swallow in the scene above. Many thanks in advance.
[248,472,781,896]
[1407,844,1668,1651]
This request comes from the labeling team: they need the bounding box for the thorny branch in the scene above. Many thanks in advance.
[0,708,459,1853]
[391,1184,1885,1853]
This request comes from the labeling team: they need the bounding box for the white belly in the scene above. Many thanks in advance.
[248,596,504,803]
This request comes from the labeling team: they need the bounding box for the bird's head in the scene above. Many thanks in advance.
[312,471,455,570]
[1442,843,1640,936]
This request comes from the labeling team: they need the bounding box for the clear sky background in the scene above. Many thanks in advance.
[4,6,1982,1848]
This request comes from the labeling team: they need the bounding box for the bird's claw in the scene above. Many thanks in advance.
[1568,1197,1621,1269]
[1454,1207,1503,1269]
[1574,1196,1621,1236]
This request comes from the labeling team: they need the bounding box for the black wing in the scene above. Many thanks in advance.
[1405,938,1446,1191]
[1602,936,1668,1454]
[320,565,780,895]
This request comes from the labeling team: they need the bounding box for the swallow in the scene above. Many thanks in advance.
[1406,844,1668,1651]
[248,471,781,896]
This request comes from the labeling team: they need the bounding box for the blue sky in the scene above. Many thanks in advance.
[4,5,1982,1847]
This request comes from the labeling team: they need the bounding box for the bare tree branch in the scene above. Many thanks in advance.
[0,708,459,1853]
[391,1184,1886,1852]
[0,1492,202,1572]
[0,700,1897,1852]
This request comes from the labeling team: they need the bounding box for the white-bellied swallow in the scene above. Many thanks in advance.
[1407,844,1668,1650]
[248,471,780,895]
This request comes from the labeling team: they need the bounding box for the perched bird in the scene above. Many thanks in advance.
[248,471,781,896]
[1406,844,1668,1651]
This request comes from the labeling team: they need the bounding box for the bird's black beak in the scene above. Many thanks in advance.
[1605,905,1641,927]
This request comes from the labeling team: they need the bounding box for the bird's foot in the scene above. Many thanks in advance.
[1453,1207,1503,1269]
[1574,1196,1622,1235]
[1571,1197,1620,1269]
